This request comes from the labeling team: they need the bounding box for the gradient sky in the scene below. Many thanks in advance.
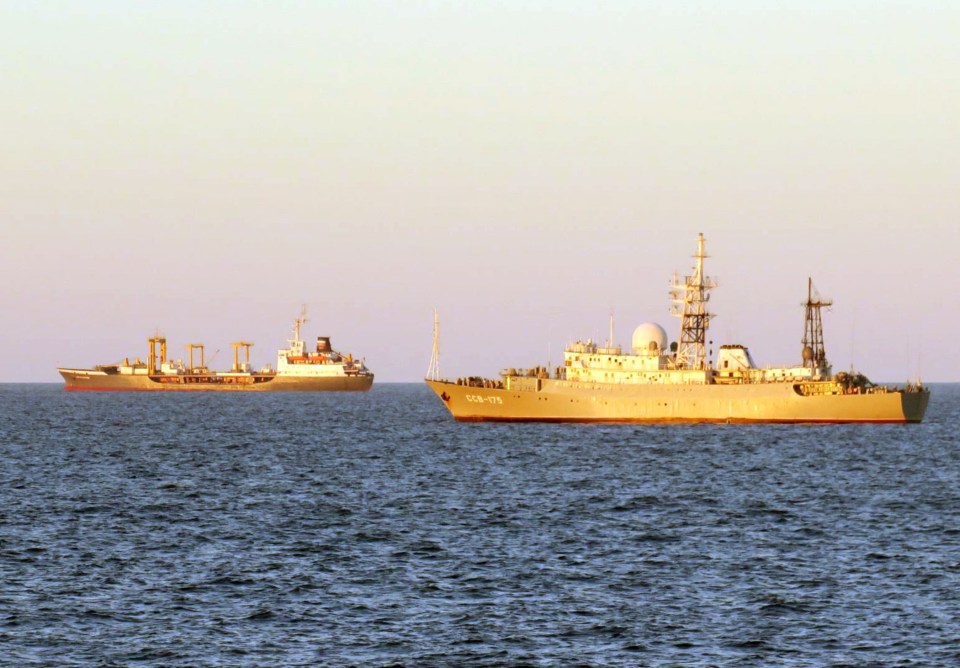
[2,1,958,382]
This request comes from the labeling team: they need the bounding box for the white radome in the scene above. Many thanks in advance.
[632,323,668,355]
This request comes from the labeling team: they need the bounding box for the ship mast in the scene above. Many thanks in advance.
[289,305,307,356]
[426,308,441,380]
[670,233,716,369]
[801,278,831,369]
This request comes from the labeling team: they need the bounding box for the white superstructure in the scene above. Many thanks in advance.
[275,309,370,379]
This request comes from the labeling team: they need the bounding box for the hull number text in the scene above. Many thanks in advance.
[466,394,504,405]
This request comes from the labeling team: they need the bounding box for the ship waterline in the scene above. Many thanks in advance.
[59,368,373,392]
[426,378,928,424]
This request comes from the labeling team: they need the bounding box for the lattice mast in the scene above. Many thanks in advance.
[426,308,441,380]
[801,278,832,369]
[670,233,716,369]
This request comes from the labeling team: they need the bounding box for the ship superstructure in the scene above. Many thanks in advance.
[426,234,928,423]
[58,309,373,392]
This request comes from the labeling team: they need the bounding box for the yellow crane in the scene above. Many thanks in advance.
[148,336,167,375]
[186,343,205,373]
[231,341,254,372]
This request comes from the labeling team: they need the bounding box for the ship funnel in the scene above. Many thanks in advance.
[316,337,332,353]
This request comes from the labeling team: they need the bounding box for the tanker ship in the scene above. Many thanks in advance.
[58,310,373,391]
[425,234,928,423]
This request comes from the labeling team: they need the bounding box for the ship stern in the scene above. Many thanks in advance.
[901,388,930,423]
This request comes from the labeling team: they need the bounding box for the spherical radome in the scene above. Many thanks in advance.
[632,323,668,355]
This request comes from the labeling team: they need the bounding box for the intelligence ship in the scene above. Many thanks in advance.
[425,234,929,423]
[58,309,373,392]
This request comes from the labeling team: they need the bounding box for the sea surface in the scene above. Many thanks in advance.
[1,383,958,667]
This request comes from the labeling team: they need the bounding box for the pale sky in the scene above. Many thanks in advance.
[2,1,958,382]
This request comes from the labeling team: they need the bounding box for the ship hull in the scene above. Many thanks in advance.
[426,379,928,424]
[59,368,374,392]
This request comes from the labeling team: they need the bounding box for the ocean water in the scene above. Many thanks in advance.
[0,383,958,667]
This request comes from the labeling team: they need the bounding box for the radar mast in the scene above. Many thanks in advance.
[670,233,716,369]
[801,278,831,369]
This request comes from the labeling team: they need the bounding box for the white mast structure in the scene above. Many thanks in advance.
[670,233,716,370]
[289,305,308,356]
[426,308,441,380]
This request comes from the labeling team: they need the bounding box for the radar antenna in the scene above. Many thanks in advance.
[801,278,832,369]
[670,233,716,369]
[426,308,441,380]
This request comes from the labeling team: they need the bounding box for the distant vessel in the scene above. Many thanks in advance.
[58,309,373,392]
[426,234,929,423]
